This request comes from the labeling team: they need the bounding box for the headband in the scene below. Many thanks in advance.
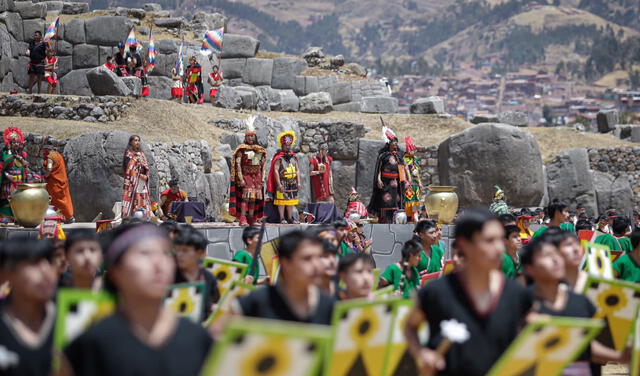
[105,225,166,266]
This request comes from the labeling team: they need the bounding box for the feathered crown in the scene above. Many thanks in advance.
[405,136,416,154]
[277,130,296,148]
[3,127,24,146]
[245,115,256,135]
[382,125,397,144]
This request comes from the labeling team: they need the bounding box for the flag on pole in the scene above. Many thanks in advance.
[147,29,156,73]
[43,17,59,42]
[125,27,137,51]
[199,28,224,56]
[175,41,184,76]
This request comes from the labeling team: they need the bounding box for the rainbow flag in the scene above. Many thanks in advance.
[147,30,156,72]
[125,27,137,51]
[200,28,224,56]
[175,41,184,76]
[43,17,59,42]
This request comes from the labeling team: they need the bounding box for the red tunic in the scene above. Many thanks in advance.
[310,155,333,202]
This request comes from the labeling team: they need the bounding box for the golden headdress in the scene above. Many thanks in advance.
[277,130,296,148]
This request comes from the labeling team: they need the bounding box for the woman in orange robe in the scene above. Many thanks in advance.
[43,143,75,222]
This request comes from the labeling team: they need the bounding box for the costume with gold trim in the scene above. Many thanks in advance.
[266,131,299,206]
[0,127,27,217]
[403,136,421,219]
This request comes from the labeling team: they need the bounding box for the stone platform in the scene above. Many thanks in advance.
[0,223,453,274]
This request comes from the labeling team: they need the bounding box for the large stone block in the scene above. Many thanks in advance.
[275,89,299,112]
[61,2,88,14]
[14,2,45,19]
[271,57,307,89]
[333,102,362,112]
[22,19,44,42]
[0,72,15,92]
[597,110,618,133]
[299,92,332,113]
[192,11,226,30]
[220,34,259,59]
[147,75,172,100]
[327,81,352,105]
[121,76,141,96]
[294,75,318,96]
[98,46,113,65]
[545,148,597,216]
[438,123,545,208]
[355,139,385,205]
[411,96,444,114]
[10,56,29,88]
[57,55,71,77]
[155,39,177,54]
[42,1,64,12]
[62,18,84,44]
[241,58,273,86]
[72,43,99,69]
[220,58,245,79]
[57,40,72,56]
[1,11,22,41]
[214,85,242,109]
[0,0,14,12]
[332,159,356,212]
[498,111,528,127]
[235,86,259,109]
[0,24,10,78]
[593,171,633,216]
[85,16,131,46]
[143,3,161,11]
[86,66,131,96]
[59,68,92,95]
[63,130,157,221]
[151,52,176,77]
[154,17,182,28]
[631,126,640,143]
[361,96,398,114]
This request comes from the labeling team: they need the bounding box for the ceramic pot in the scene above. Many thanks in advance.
[425,186,459,224]
[10,183,50,228]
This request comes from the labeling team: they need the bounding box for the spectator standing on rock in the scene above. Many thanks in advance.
[207,65,223,105]
[121,135,151,218]
[114,42,128,76]
[25,31,47,94]
[43,140,75,223]
[44,46,58,95]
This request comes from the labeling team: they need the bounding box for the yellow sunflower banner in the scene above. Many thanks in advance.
[326,298,401,376]
[383,299,422,376]
[487,317,603,376]
[163,282,205,323]
[584,242,614,279]
[201,317,330,376]
[204,280,255,327]
[632,319,640,376]
[53,288,116,351]
[204,257,248,296]
[259,238,281,279]
[583,276,640,351]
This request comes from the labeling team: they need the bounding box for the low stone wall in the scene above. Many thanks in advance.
[588,147,640,208]
[416,146,440,187]
[0,94,130,122]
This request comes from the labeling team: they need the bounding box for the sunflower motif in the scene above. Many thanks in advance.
[348,307,380,349]
[240,337,291,376]
[587,246,613,278]
[596,286,628,317]
[534,330,569,356]
[169,287,196,315]
[208,264,241,296]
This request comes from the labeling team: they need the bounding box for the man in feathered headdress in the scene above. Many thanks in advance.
[403,136,422,223]
[367,124,408,224]
[0,127,29,218]
[489,185,510,215]
[229,116,267,226]
[266,130,300,224]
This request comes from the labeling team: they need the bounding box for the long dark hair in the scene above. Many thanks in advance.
[123,135,142,171]
[127,135,141,151]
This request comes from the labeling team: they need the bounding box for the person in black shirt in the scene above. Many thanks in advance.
[236,230,335,325]
[404,208,534,376]
[60,224,213,376]
[0,237,58,376]
[173,225,220,321]
[126,45,142,77]
[114,42,128,77]
[525,232,630,376]
[61,229,103,291]
[25,31,46,94]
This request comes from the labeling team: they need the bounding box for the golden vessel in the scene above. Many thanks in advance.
[10,183,51,228]
[425,186,459,224]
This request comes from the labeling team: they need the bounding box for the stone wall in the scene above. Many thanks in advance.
[0,93,130,121]
[587,147,640,210]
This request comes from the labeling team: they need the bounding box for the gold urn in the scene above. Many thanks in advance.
[425,186,459,224]
[10,183,51,228]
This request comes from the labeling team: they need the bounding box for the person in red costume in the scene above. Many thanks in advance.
[345,187,368,220]
[309,144,334,203]
[266,131,300,224]
[229,116,267,226]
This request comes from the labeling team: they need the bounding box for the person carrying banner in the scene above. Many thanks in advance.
[0,237,58,376]
[44,46,58,94]
[266,131,300,224]
[235,230,335,325]
[60,223,213,376]
[229,117,266,226]
[170,67,183,102]
[114,42,128,77]
[25,31,46,94]
[207,65,223,104]
[185,56,203,104]
[405,208,534,376]
[367,124,407,224]
[42,140,74,223]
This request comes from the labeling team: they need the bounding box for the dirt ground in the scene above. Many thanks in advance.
[3,97,634,166]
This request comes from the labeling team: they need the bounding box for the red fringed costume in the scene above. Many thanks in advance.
[309,153,333,202]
